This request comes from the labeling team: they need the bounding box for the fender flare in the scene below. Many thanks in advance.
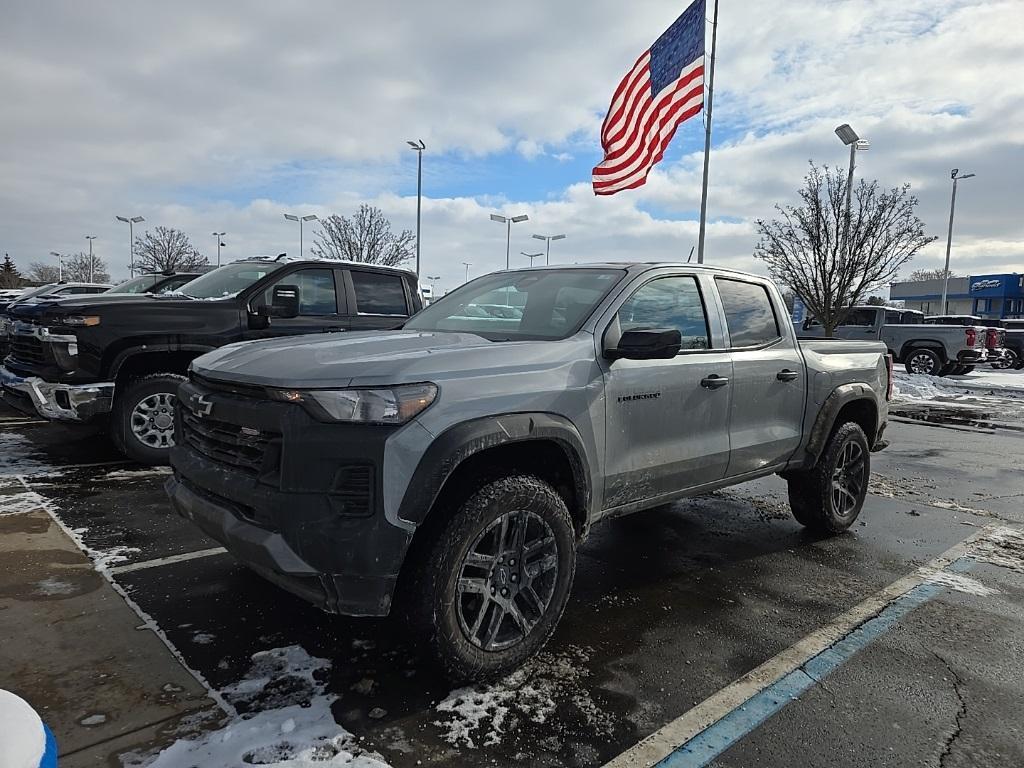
[396,413,593,527]
[109,344,216,380]
[802,384,880,466]
[898,340,946,362]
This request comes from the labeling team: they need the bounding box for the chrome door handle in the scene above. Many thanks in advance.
[700,374,730,389]
[777,369,799,381]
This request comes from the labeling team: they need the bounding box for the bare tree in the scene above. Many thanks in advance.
[63,252,111,283]
[27,262,60,283]
[864,295,887,306]
[311,205,414,266]
[132,227,209,273]
[906,268,961,282]
[755,163,934,337]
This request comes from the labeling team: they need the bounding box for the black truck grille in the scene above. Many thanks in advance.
[9,334,45,366]
[180,408,279,474]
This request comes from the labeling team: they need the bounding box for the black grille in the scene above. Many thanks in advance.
[330,465,373,517]
[9,334,45,366]
[180,408,279,474]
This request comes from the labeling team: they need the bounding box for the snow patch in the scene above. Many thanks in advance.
[80,713,108,726]
[33,576,77,596]
[0,432,56,477]
[923,570,999,596]
[970,526,1024,574]
[124,645,390,768]
[191,632,216,645]
[434,646,611,750]
[103,467,173,480]
[0,487,44,516]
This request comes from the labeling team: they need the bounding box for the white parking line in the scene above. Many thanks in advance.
[110,547,229,575]
[603,524,1003,768]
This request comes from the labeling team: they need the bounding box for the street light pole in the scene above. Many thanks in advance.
[283,214,318,259]
[212,232,226,267]
[85,235,97,282]
[489,213,529,269]
[50,251,63,282]
[116,215,145,277]
[941,169,976,313]
[407,140,426,276]
[833,125,870,260]
[462,262,472,283]
[521,251,543,267]
[531,233,566,265]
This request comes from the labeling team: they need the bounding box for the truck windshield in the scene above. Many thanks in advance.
[107,274,164,294]
[176,262,279,299]
[404,268,625,340]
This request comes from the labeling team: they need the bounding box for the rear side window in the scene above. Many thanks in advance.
[616,276,710,350]
[716,278,780,348]
[351,271,409,316]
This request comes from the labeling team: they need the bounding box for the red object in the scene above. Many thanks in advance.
[985,328,999,349]
[965,328,977,347]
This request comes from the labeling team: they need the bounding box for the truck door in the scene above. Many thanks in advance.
[715,277,806,477]
[247,267,349,339]
[601,274,732,510]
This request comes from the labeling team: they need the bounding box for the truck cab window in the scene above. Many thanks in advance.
[716,278,781,347]
[351,271,408,316]
[261,268,338,315]
[616,276,710,350]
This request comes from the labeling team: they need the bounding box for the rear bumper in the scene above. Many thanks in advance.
[958,349,986,363]
[0,365,113,421]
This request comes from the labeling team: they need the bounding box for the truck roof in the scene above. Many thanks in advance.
[233,256,416,277]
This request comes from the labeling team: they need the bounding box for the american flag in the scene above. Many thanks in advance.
[593,0,706,195]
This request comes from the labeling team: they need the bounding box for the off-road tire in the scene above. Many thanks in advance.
[787,422,870,535]
[111,373,186,465]
[410,474,577,681]
[904,348,942,376]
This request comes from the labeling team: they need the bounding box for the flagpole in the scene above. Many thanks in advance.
[696,0,719,264]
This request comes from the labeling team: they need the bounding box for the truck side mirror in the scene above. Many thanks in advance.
[270,285,300,318]
[605,328,682,360]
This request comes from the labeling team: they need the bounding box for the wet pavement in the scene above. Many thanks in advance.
[1,397,1023,767]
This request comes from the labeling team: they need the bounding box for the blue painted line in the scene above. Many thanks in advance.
[655,558,974,768]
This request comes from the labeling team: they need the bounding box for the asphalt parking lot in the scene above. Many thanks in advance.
[2,392,1024,768]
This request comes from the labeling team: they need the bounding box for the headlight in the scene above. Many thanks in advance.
[60,316,101,327]
[270,383,437,424]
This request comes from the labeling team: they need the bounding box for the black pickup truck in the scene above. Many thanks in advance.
[1,257,422,463]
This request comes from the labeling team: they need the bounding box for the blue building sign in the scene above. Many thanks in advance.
[967,273,1024,318]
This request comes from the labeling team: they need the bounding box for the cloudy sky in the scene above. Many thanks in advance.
[2,0,1021,291]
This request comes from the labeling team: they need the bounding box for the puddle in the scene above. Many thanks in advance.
[889,403,1024,434]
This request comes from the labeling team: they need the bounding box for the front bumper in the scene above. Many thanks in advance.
[166,377,414,617]
[0,365,113,421]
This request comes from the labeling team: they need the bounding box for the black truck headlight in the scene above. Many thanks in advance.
[271,383,437,424]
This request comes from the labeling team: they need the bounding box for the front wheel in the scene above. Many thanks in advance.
[412,475,577,681]
[111,373,186,465]
[787,422,870,534]
[904,348,943,376]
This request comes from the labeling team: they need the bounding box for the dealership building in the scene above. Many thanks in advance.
[889,273,1024,320]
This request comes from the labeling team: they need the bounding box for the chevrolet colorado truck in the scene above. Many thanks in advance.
[800,305,987,375]
[166,263,891,679]
[1,257,421,463]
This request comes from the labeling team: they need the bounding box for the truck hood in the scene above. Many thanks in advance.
[192,330,587,389]
[9,293,229,321]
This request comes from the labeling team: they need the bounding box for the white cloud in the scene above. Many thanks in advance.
[0,0,1021,285]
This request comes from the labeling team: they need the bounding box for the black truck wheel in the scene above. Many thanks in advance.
[111,374,186,465]
[412,475,576,681]
[787,422,870,534]
[904,348,942,375]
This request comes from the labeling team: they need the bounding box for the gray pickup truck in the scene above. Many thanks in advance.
[800,306,987,375]
[166,263,891,679]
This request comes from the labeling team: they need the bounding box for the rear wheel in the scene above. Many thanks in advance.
[411,475,576,681]
[111,374,186,465]
[904,348,942,375]
[993,349,1018,370]
[787,422,870,534]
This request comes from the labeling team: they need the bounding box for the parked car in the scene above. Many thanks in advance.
[993,319,1024,370]
[106,271,202,295]
[0,282,113,359]
[166,263,891,679]
[800,306,987,375]
[0,257,422,463]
